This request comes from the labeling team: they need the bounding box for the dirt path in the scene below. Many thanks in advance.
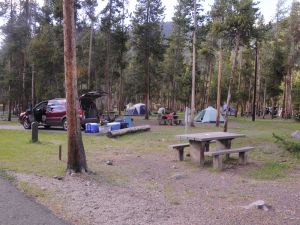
[0,177,72,225]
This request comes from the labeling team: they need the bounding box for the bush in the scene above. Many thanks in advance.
[273,133,300,158]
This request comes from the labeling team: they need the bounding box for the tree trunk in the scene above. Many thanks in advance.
[216,40,223,127]
[190,0,197,127]
[252,42,258,122]
[224,32,240,132]
[206,60,213,108]
[63,0,87,173]
[87,21,93,90]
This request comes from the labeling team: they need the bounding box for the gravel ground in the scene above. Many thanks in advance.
[12,152,300,225]
[4,117,300,225]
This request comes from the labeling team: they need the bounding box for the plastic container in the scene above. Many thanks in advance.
[124,116,132,128]
[107,122,121,131]
[85,123,99,133]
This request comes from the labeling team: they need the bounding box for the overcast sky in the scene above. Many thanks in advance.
[122,0,294,23]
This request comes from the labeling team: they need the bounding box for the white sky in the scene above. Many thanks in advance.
[122,0,294,23]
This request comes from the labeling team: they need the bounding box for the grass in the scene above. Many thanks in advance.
[0,116,299,180]
[249,161,291,180]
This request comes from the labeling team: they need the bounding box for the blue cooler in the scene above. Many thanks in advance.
[90,123,99,133]
[107,122,121,131]
[124,116,132,128]
[85,123,99,133]
[85,123,91,133]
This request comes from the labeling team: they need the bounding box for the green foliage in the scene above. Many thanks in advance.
[249,162,290,180]
[273,133,300,158]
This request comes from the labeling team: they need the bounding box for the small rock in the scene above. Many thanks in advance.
[106,160,113,165]
[172,165,177,169]
[41,187,46,191]
[243,200,271,211]
[291,131,300,139]
[70,172,77,177]
[85,181,91,186]
[53,176,64,180]
[171,173,186,180]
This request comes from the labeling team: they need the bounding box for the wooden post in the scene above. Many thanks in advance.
[31,122,38,143]
[59,145,62,161]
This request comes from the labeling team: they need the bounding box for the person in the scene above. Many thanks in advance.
[158,107,166,115]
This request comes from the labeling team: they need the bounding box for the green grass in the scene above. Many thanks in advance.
[0,117,299,179]
[249,162,291,180]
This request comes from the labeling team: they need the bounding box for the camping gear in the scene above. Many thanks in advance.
[85,123,99,133]
[107,122,121,131]
[126,103,146,116]
[194,106,224,123]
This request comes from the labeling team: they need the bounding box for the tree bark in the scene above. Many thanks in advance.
[190,0,197,127]
[87,21,93,90]
[224,32,240,132]
[63,0,87,173]
[216,40,223,127]
[252,42,258,121]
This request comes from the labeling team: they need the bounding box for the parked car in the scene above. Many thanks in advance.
[19,91,106,130]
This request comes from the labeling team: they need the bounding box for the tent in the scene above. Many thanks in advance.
[126,103,146,115]
[194,106,224,123]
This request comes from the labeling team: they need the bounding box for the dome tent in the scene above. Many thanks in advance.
[126,103,146,115]
[194,106,224,123]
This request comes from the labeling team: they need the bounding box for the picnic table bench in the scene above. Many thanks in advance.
[176,132,255,170]
[169,140,216,161]
[205,146,254,170]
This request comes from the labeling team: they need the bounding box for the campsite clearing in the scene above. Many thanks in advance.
[0,117,299,225]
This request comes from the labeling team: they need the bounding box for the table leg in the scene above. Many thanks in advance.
[217,139,232,160]
[190,141,206,166]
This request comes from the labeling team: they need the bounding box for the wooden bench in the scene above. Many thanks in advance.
[170,140,216,161]
[169,143,190,161]
[204,146,255,170]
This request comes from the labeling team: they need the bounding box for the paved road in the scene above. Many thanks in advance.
[0,178,72,225]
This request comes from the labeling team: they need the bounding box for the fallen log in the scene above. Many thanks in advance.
[107,125,151,138]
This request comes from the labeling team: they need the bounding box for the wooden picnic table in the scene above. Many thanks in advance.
[177,132,246,166]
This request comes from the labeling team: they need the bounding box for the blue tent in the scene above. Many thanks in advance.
[126,103,146,115]
[194,106,224,123]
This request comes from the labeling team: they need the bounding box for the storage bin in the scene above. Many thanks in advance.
[85,123,99,133]
[107,122,121,131]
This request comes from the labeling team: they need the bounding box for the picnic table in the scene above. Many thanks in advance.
[177,132,253,169]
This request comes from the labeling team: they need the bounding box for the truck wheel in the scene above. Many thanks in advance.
[62,119,68,131]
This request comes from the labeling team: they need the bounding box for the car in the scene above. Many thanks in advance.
[19,91,106,130]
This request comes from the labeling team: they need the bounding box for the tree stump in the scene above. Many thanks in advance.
[31,122,38,143]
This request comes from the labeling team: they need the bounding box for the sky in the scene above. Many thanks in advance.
[124,0,294,23]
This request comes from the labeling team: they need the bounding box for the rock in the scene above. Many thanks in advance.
[53,176,64,180]
[291,131,300,139]
[106,160,113,165]
[85,181,91,186]
[243,200,271,211]
[172,165,177,169]
[171,173,186,180]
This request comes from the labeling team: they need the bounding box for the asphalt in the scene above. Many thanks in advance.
[0,178,72,225]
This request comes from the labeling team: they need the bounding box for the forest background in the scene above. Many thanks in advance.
[0,0,299,121]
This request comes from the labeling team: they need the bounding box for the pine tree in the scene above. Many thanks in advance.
[131,0,165,119]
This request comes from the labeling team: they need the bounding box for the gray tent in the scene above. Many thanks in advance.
[194,106,224,123]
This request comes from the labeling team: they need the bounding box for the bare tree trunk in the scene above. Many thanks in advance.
[206,60,213,108]
[224,32,240,132]
[87,21,93,90]
[63,0,87,173]
[190,0,197,127]
[216,39,223,127]
[262,80,266,119]
[252,42,258,121]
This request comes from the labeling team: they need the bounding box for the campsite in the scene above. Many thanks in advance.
[0,0,300,225]
[0,116,299,225]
